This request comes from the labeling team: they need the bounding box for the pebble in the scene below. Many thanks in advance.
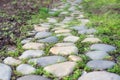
[34,25,49,32]
[35,32,52,39]
[44,61,76,78]
[0,63,12,80]
[55,43,75,47]
[64,36,79,43]
[50,46,78,55]
[16,64,36,75]
[19,50,44,59]
[90,44,116,52]
[78,71,120,80]
[82,37,101,43]
[69,55,82,62]
[87,60,115,70]
[37,36,58,43]
[4,57,21,66]
[55,29,71,34]
[28,56,66,67]
[21,38,33,44]
[86,51,109,60]
[17,75,51,80]
[22,42,45,50]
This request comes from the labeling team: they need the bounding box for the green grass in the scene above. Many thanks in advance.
[82,0,120,74]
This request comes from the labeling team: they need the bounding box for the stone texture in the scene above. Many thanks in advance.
[28,56,66,67]
[69,55,82,62]
[16,64,36,75]
[90,44,116,52]
[44,61,76,78]
[87,60,115,70]
[21,38,33,44]
[22,42,45,50]
[86,51,109,60]
[64,36,79,43]
[19,50,44,59]
[0,63,12,80]
[34,25,49,32]
[78,71,120,80]
[37,36,58,43]
[82,37,101,43]
[50,46,78,55]
[47,18,57,23]
[17,75,51,80]
[55,29,71,34]
[71,26,86,31]
[56,33,72,37]
[35,32,52,39]
[55,43,75,47]
[4,57,21,66]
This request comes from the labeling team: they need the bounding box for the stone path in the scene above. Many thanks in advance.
[0,0,120,80]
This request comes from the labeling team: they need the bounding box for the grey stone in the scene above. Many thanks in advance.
[71,26,86,31]
[21,38,33,44]
[17,75,51,80]
[44,61,76,78]
[86,51,109,60]
[0,63,12,80]
[29,56,66,67]
[19,50,44,59]
[37,36,58,43]
[16,64,36,75]
[87,60,115,70]
[35,32,52,39]
[78,71,120,80]
[90,44,116,52]
[63,36,79,43]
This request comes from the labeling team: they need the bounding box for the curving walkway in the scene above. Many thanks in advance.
[0,0,120,80]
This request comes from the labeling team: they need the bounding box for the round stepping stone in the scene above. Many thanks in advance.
[37,36,58,43]
[87,60,115,70]
[64,36,79,43]
[86,51,109,60]
[28,56,66,67]
[16,64,36,75]
[69,55,82,62]
[0,63,12,80]
[56,33,72,37]
[44,61,76,78]
[50,46,78,55]
[35,32,52,39]
[22,42,45,50]
[78,71,120,80]
[55,43,75,47]
[4,57,21,66]
[17,75,51,80]
[34,25,49,32]
[19,50,44,59]
[55,29,71,34]
[90,44,116,52]
[47,18,57,23]
[71,26,86,31]
[82,37,101,43]
[21,38,33,44]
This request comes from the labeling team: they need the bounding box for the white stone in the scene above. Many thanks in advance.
[55,43,75,47]
[34,25,49,32]
[4,57,21,66]
[22,42,45,50]
[50,46,78,55]
[78,71,120,80]
[44,61,76,78]
[69,55,82,62]
[55,29,71,34]
[64,36,79,43]
[82,37,101,43]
